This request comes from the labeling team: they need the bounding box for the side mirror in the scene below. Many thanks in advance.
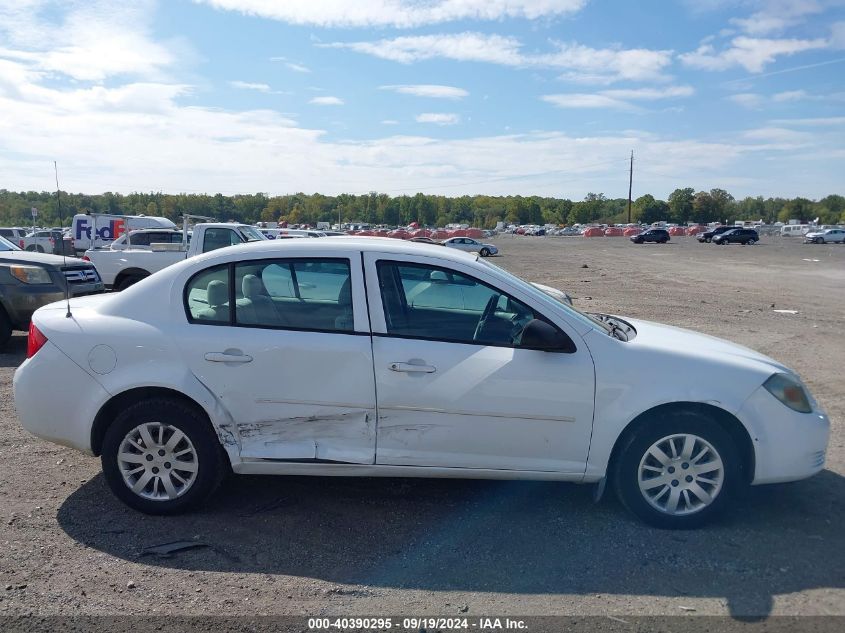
[520,319,576,353]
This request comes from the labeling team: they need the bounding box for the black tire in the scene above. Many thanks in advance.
[613,411,740,529]
[705,238,711,243]
[25,245,35,251]
[36,245,44,253]
[660,238,669,244]
[479,247,490,257]
[746,239,756,245]
[101,398,227,514]
[115,273,145,291]
[818,238,825,244]
[0,309,12,349]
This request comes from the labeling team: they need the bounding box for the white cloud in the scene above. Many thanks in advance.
[728,93,765,108]
[381,119,399,125]
[773,89,809,101]
[309,96,344,105]
[743,127,814,144]
[541,85,694,110]
[416,113,460,125]
[729,0,824,35]
[680,36,829,72]
[542,93,633,110]
[229,80,272,92]
[326,33,673,83]
[0,0,177,82]
[770,116,845,125]
[286,62,310,73]
[380,84,469,99]
[193,0,588,28]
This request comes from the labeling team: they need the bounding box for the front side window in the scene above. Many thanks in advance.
[377,261,546,347]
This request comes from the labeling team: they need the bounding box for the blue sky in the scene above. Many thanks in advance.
[0,0,843,200]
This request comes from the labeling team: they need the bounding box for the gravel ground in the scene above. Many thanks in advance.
[0,234,842,621]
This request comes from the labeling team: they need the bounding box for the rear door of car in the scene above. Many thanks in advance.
[176,253,377,463]
[363,251,596,474]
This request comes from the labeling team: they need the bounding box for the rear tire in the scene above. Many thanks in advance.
[36,246,44,253]
[613,412,740,529]
[0,309,12,349]
[705,238,711,243]
[746,239,756,245]
[115,274,145,291]
[101,398,227,515]
[25,245,35,251]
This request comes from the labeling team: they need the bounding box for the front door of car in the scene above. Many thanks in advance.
[364,253,596,474]
[176,256,376,463]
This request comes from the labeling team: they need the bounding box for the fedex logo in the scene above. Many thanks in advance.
[75,217,126,242]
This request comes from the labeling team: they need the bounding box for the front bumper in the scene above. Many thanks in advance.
[738,385,830,485]
[1,281,103,329]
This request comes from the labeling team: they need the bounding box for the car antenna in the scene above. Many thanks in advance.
[54,161,72,319]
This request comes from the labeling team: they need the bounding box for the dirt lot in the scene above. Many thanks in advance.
[0,235,843,621]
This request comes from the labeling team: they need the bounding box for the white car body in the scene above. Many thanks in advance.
[442,237,498,256]
[804,229,845,244]
[13,239,829,525]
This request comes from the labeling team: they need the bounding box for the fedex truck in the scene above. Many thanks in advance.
[72,214,176,255]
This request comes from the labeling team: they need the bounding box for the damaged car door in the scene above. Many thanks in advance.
[178,256,377,463]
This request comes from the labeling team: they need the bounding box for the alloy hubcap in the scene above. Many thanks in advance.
[117,422,198,501]
[638,433,724,516]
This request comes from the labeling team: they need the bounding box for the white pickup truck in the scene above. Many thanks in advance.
[83,223,267,290]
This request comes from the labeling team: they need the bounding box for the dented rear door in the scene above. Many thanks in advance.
[176,256,377,463]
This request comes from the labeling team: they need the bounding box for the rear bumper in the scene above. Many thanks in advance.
[13,341,110,455]
[738,385,830,485]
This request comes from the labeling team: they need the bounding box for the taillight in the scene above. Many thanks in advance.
[19,240,24,249]
[81,255,90,261]
[27,322,48,358]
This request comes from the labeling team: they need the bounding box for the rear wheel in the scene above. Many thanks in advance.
[25,245,35,251]
[746,239,756,245]
[35,245,44,253]
[705,237,711,243]
[101,398,226,514]
[613,412,740,529]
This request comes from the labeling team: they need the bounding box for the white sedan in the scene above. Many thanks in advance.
[14,239,829,528]
[441,237,498,256]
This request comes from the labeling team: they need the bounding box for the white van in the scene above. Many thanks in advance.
[780,224,812,237]
[72,214,176,254]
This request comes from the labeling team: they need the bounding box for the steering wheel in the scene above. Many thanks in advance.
[473,293,501,342]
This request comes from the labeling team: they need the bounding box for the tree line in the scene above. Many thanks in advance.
[1,188,843,230]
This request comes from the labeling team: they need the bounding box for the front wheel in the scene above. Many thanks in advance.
[101,398,227,514]
[613,414,740,529]
[0,309,12,349]
[115,273,145,291]
[479,247,490,257]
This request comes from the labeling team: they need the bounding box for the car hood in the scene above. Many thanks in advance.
[0,251,77,267]
[623,317,791,376]
[804,232,823,237]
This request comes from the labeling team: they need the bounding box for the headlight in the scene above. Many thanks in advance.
[763,373,812,413]
[6,265,53,285]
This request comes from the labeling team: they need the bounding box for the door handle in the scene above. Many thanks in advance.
[205,351,253,363]
[389,362,436,373]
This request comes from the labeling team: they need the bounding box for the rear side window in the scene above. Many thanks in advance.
[202,228,240,253]
[185,264,230,323]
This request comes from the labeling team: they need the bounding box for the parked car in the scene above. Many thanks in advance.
[712,228,759,245]
[409,236,441,244]
[630,228,669,244]
[441,237,498,256]
[23,230,74,255]
[804,228,845,244]
[0,236,103,348]
[14,238,829,528]
[0,227,29,249]
[697,226,733,243]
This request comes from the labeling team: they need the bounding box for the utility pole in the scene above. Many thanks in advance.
[627,150,634,224]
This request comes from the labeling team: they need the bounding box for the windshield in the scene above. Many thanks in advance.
[0,236,21,251]
[239,226,267,242]
[478,259,613,335]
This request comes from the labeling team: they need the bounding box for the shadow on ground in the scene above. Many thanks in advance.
[58,467,844,618]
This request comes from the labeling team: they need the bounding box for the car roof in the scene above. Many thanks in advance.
[198,235,480,264]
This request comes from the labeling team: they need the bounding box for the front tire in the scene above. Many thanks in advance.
[613,413,740,529]
[101,398,227,514]
[0,309,12,349]
[479,247,490,257]
[115,273,145,291]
